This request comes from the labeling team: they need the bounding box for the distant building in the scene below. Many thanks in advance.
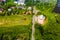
[57,0,60,7]
[53,0,60,13]
[14,0,25,5]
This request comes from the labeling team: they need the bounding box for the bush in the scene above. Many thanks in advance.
[35,15,60,40]
[35,24,44,40]
[55,14,60,23]
[0,25,32,40]
[43,22,60,40]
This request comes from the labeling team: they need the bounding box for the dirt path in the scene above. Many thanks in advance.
[31,6,39,40]
[31,15,35,40]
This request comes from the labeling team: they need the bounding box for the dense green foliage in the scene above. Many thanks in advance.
[36,0,57,12]
[0,0,27,16]
[35,0,60,40]
[35,14,60,40]
[1,0,60,40]
[25,0,32,6]
[0,24,32,40]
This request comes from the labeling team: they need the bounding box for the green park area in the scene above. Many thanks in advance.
[35,0,60,40]
[0,0,60,40]
[0,14,32,40]
[0,9,32,40]
[0,0,32,40]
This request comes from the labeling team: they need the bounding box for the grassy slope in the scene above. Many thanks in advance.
[0,15,32,40]
[0,15,32,27]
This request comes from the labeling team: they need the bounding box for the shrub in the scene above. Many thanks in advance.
[55,14,60,23]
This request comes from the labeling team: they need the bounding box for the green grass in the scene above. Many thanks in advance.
[0,1,32,39]
[0,15,32,40]
[35,1,60,40]
[35,11,60,40]
[0,15,32,27]
[0,25,32,40]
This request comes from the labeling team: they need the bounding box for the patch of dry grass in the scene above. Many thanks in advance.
[0,15,32,27]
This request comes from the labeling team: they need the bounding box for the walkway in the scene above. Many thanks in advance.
[31,15,35,40]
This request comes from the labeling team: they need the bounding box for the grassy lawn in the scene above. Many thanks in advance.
[0,15,32,40]
[0,15,32,27]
